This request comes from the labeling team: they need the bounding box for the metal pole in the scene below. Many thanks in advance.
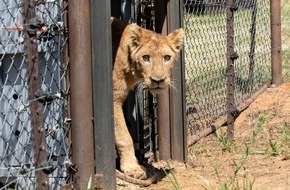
[271,0,283,85]
[155,0,186,161]
[168,0,187,161]
[226,0,235,140]
[248,2,257,92]
[154,0,171,160]
[23,1,49,188]
[68,0,95,189]
[90,0,116,189]
[157,90,171,160]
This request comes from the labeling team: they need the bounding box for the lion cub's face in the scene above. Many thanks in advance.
[128,25,184,94]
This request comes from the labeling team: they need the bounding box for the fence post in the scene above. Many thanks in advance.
[270,0,283,85]
[22,0,49,188]
[90,0,116,189]
[154,0,171,161]
[168,0,187,161]
[248,2,257,92]
[226,0,236,140]
[68,0,95,189]
[155,0,187,161]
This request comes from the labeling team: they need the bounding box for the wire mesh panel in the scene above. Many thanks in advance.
[135,0,156,163]
[233,1,271,103]
[281,0,290,82]
[184,0,271,136]
[0,0,70,189]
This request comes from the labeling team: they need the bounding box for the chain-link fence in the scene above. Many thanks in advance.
[184,0,271,136]
[282,0,290,82]
[1,0,288,188]
[0,0,70,189]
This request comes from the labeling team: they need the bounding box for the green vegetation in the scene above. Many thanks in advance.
[281,125,290,159]
[251,114,267,143]
[162,161,181,190]
[185,111,290,189]
[197,131,255,190]
[216,129,235,153]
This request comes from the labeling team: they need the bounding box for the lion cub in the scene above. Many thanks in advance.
[111,17,184,179]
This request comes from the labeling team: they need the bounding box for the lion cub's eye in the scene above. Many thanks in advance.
[142,55,150,62]
[164,55,171,62]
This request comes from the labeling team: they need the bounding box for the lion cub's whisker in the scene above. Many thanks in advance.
[168,82,177,91]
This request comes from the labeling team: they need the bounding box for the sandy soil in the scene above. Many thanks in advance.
[118,83,290,190]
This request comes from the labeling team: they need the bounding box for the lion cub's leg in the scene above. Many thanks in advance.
[114,103,146,179]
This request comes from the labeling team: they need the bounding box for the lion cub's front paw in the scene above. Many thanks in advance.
[122,163,147,180]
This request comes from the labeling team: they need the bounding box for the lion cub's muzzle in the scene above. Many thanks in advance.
[148,76,167,91]
[150,76,166,88]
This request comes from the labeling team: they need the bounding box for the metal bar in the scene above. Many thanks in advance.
[270,0,283,85]
[226,0,235,140]
[22,1,49,188]
[90,0,116,189]
[154,0,171,160]
[154,0,186,161]
[168,0,187,161]
[68,0,95,189]
[248,2,257,93]
[157,90,171,160]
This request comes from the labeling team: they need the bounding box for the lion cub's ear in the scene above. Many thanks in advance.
[128,24,142,50]
[167,28,185,52]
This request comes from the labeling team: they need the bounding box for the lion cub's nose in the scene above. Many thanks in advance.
[151,76,165,85]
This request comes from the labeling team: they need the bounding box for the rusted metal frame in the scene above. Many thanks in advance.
[23,0,49,188]
[226,0,236,140]
[270,0,283,85]
[187,84,269,147]
[248,2,257,93]
[90,0,116,189]
[68,0,95,189]
[167,0,187,161]
[154,0,171,161]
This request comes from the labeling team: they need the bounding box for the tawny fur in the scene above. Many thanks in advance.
[111,17,184,179]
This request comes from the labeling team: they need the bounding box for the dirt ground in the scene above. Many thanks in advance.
[117,83,290,190]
